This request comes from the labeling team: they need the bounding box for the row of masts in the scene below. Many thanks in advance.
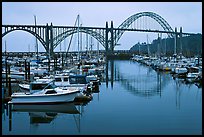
[139,27,183,58]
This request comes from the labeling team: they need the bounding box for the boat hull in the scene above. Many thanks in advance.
[10,90,80,104]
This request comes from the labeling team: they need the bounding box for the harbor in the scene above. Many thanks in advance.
[2,2,202,135]
[2,59,202,135]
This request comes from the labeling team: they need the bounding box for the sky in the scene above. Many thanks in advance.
[2,2,202,52]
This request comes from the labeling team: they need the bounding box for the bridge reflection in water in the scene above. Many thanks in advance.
[105,60,173,98]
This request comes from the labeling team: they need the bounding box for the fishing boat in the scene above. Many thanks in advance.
[10,80,80,104]
[19,78,54,93]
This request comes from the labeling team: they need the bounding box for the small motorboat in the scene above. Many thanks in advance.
[10,80,80,104]
[18,78,54,93]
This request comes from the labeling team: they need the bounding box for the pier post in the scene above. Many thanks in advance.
[174,27,177,56]
[50,23,54,58]
[157,33,160,58]
[45,23,49,56]
[45,23,50,72]
[9,103,12,131]
[105,22,109,57]
[8,64,11,97]
[5,57,8,88]
[106,61,109,88]
[54,55,57,70]
[27,61,30,82]
[110,59,114,89]
[24,59,27,81]
[110,21,114,55]
[179,27,182,57]
[62,53,64,68]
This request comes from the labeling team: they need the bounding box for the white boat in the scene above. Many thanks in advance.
[19,78,54,93]
[30,67,48,76]
[2,69,35,81]
[19,83,30,92]
[186,72,199,78]
[174,67,188,75]
[10,81,80,104]
[54,74,69,87]
[186,72,199,83]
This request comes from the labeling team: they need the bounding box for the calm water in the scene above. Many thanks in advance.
[2,60,202,135]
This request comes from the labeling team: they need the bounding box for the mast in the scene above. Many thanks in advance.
[80,23,82,56]
[138,41,140,55]
[28,44,30,53]
[60,42,62,67]
[147,34,150,56]
[34,15,39,65]
[86,31,89,56]
[174,27,177,56]
[164,37,167,56]
[5,40,6,55]
[77,14,80,61]
[90,36,93,57]
[97,41,99,60]
[160,33,162,56]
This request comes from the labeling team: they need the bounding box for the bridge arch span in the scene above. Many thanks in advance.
[2,29,47,50]
[115,11,174,45]
[53,28,105,50]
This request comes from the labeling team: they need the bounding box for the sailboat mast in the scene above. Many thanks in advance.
[164,37,167,56]
[147,34,150,56]
[174,27,177,56]
[34,15,38,62]
[77,14,80,61]
[5,40,6,54]
[80,24,82,56]
[97,41,99,60]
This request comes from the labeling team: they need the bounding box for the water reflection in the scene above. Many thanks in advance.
[7,102,82,133]
[2,60,202,135]
[105,60,201,99]
[106,60,172,98]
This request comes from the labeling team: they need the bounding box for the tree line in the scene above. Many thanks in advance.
[129,34,202,57]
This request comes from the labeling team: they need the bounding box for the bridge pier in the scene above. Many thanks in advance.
[105,21,115,59]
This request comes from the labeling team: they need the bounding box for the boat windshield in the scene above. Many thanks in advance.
[31,83,49,90]
[69,76,87,84]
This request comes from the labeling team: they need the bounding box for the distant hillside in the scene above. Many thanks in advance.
[129,34,202,57]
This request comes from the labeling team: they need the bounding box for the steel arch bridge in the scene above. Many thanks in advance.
[115,11,174,44]
[2,11,194,56]
[2,24,106,55]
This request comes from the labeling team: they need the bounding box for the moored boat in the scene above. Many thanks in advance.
[10,81,80,104]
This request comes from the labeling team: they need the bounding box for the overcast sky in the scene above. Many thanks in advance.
[2,2,202,52]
